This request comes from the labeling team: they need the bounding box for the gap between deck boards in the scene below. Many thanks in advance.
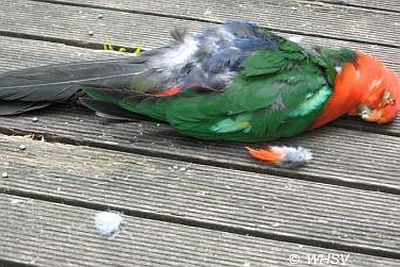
[1,121,399,196]
[1,29,398,72]
[1,36,399,193]
[9,0,400,49]
[2,193,400,266]
[1,132,399,260]
[311,0,400,13]
[34,0,400,14]
[1,1,399,71]
[0,259,35,267]
[2,181,400,260]
[0,31,122,52]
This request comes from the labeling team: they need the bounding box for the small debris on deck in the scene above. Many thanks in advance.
[95,211,123,239]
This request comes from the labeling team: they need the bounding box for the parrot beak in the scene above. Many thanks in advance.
[353,52,400,124]
[359,105,384,123]
[358,91,399,124]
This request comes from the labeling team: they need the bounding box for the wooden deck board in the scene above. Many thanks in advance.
[2,35,400,134]
[317,0,400,12]
[32,0,400,13]
[1,106,400,193]
[2,194,399,267]
[1,36,400,192]
[0,36,125,72]
[32,0,400,47]
[1,134,400,255]
[333,116,400,137]
[35,0,400,13]
[1,1,399,72]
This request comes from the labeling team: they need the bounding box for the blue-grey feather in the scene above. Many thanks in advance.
[143,20,279,92]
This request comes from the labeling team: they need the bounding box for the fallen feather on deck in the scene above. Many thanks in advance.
[94,211,123,239]
[246,146,313,168]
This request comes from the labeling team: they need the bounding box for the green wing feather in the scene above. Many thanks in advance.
[162,43,332,141]
[83,41,332,142]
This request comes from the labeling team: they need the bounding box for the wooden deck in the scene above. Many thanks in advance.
[0,0,399,266]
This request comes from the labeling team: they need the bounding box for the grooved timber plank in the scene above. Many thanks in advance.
[333,116,400,137]
[1,105,400,192]
[315,0,400,12]
[1,37,400,190]
[0,36,126,72]
[2,195,399,267]
[1,1,399,72]
[1,35,400,136]
[1,0,204,50]
[0,135,400,255]
[32,0,400,47]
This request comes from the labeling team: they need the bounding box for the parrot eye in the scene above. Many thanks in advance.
[359,105,372,116]
[382,91,395,105]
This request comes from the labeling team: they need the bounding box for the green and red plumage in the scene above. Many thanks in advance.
[84,40,338,142]
[0,21,399,167]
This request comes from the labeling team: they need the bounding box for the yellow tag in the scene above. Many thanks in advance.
[134,44,144,56]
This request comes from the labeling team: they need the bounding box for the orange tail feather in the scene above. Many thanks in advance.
[246,147,283,165]
[246,146,313,168]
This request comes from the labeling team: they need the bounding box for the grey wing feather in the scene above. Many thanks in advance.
[0,20,281,115]
[0,57,147,115]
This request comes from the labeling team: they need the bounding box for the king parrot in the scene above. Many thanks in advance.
[0,21,399,167]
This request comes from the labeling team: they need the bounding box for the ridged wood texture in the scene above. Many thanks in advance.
[1,0,400,266]
[2,193,399,266]
[1,134,400,255]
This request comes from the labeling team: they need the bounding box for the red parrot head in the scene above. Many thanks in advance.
[346,52,400,124]
[310,50,400,129]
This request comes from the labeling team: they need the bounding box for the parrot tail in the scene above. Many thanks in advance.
[246,146,313,168]
[0,57,145,115]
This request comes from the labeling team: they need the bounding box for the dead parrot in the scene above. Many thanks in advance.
[0,21,399,167]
